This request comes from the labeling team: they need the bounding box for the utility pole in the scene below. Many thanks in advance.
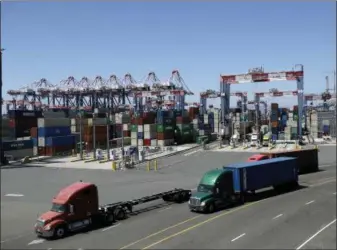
[0,48,6,165]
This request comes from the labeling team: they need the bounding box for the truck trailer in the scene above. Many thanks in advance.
[189,157,299,213]
[34,181,191,239]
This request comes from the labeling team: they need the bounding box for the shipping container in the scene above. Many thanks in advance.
[261,148,319,174]
[45,144,75,156]
[224,157,298,193]
[45,135,76,147]
[12,117,38,138]
[157,124,174,133]
[2,139,33,151]
[157,131,174,140]
[30,127,38,138]
[7,110,43,118]
[38,127,71,137]
[37,118,70,128]
[4,148,34,160]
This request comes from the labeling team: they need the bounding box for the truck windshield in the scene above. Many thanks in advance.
[197,184,213,193]
[51,203,66,213]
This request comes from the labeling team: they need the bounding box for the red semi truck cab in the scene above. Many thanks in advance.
[35,181,100,238]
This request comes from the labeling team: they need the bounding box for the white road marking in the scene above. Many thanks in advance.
[27,239,45,245]
[5,193,24,197]
[333,192,336,195]
[102,223,121,232]
[231,233,246,242]
[158,207,172,213]
[319,164,333,168]
[1,234,29,243]
[310,178,336,187]
[47,248,53,250]
[184,149,201,156]
[296,218,337,250]
[305,200,315,205]
[272,214,283,220]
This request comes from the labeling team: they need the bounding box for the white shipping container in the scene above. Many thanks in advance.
[38,137,45,147]
[38,118,71,128]
[150,139,157,147]
[71,118,76,126]
[138,139,144,146]
[71,125,77,133]
[199,130,205,136]
[192,119,198,125]
[144,131,157,139]
[131,132,138,139]
[33,146,38,156]
[123,124,130,131]
[143,124,156,132]
[131,138,138,146]
[138,125,144,133]
[157,139,171,147]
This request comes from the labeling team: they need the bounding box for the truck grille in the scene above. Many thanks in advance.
[189,197,200,206]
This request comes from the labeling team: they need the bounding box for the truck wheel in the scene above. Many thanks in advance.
[105,213,115,224]
[53,225,67,239]
[114,208,127,220]
[207,203,215,213]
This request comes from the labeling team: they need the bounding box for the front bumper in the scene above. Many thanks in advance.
[189,204,206,212]
[35,227,54,238]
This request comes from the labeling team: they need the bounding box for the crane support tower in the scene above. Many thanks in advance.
[199,90,247,115]
[220,65,304,138]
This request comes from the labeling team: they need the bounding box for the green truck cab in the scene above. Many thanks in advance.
[188,169,235,213]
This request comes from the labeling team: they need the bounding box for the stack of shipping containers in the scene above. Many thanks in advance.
[175,111,192,145]
[157,110,175,147]
[36,118,74,156]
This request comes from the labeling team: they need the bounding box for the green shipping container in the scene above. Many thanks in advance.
[157,124,174,133]
[130,125,138,132]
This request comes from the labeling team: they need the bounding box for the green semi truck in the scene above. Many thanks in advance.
[188,157,300,213]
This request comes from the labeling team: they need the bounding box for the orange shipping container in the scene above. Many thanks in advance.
[271,121,278,128]
[30,127,38,138]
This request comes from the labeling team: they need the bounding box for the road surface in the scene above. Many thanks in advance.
[1,146,336,249]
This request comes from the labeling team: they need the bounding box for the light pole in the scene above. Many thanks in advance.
[0,48,6,165]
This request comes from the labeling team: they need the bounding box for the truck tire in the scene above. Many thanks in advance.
[53,225,67,239]
[207,202,216,214]
[114,207,127,220]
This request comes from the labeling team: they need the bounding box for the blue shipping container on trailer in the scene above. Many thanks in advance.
[224,157,298,193]
[45,135,75,147]
[2,139,34,151]
[38,127,71,137]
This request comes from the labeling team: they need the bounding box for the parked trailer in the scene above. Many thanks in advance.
[259,148,319,174]
[35,181,191,239]
[189,157,299,213]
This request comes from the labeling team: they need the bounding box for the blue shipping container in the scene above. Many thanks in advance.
[2,139,33,151]
[224,157,298,193]
[38,126,71,137]
[32,138,38,147]
[271,134,278,141]
[45,135,75,147]
[137,132,144,139]
[323,125,330,134]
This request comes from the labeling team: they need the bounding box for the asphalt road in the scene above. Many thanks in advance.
[1,146,336,249]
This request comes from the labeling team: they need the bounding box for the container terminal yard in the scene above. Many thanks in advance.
[2,2,337,249]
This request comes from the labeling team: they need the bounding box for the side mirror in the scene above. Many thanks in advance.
[69,204,74,214]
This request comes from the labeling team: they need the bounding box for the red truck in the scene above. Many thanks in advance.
[34,181,191,239]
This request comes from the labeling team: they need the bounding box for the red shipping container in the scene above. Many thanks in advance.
[157,131,174,140]
[30,127,38,138]
[38,147,46,156]
[123,131,131,137]
[143,139,151,146]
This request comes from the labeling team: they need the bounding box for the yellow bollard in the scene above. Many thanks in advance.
[146,161,151,171]
[112,161,117,171]
[153,159,158,171]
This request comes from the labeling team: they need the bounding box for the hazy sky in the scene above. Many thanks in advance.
[2,2,336,111]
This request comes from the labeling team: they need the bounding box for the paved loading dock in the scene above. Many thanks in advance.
[1,146,336,249]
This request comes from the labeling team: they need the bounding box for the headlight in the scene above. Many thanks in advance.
[200,201,206,206]
[44,225,51,231]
